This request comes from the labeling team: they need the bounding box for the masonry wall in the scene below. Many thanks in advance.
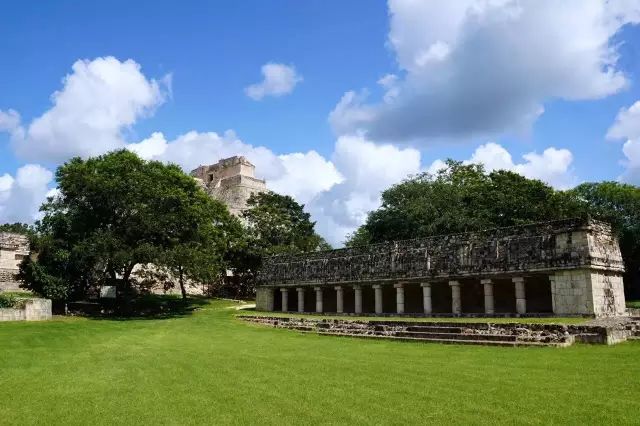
[0,232,29,292]
[256,287,274,311]
[0,298,52,322]
[550,269,626,317]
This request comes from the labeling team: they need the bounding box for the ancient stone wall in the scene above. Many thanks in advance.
[0,232,29,292]
[550,269,626,317]
[256,287,274,311]
[258,218,625,287]
[0,298,52,322]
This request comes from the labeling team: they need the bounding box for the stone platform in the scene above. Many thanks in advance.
[240,315,640,347]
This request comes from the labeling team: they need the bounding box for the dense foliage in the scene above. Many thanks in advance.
[0,223,32,235]
[345,160,640,297]
[19,150,241,305]
[215,191,330,298]
[242,191,330,256]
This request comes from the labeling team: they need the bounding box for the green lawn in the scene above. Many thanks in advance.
[1,299,639,425]
[628,300,640,309]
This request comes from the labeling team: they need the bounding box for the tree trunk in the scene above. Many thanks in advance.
[121,263,136,313]
[179,266,187,300]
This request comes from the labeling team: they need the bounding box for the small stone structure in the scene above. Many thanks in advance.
[0,232,29,292]
[0,298,52,322]
[241,315,640,346]
[256,218,627,318]
[191,156,267,217]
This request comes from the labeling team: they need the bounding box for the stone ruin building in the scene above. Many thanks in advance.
[256,218,627,318]
[191,156,267,217]
[0,232,29,292]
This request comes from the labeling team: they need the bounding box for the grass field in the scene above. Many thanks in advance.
[628,300,640,309]
[1,298,639,425]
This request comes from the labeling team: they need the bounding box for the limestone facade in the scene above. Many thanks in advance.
[191,156,267,217]
[256,218,627,317]
[0,232,29,292]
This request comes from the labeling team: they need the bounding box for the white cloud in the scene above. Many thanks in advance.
[2,57,168,163]
[129,131,419,245]
[0,164,54,223]
[0,110,21,132]
[245,63,302,100]
[308,135,421,245]
[126,130,342,207]
[607,101,640,141]
[268,151,343,205]
[607,100,640,183]
[427,142,576,189]
[331,0,640,142]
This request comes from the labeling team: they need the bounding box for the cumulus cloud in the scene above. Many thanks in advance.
[0,164,54,223]
[126,130,342,206]
[245,63,302,100]
[426,142,576,189]
[129,131,419,245]
[607,100,640,183]
[1,57,168,163]
[308,135,421,245]
[0,110,21,132]
[331,0,640,142]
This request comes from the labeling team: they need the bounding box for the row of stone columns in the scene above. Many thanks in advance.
[277,276,528,315]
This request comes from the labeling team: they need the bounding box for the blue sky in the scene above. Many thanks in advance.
[2,1,640,245]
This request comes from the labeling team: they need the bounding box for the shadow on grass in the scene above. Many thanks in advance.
[70,295,211,321]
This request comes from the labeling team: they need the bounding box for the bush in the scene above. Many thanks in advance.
[0,294,18,308]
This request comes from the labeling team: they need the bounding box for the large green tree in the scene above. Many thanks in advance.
[20,150,240,305]
[348,160,576,244]
[242,191,330,256]
[224,191,329,297]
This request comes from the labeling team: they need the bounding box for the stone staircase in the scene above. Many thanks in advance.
[239,316,588,347]
[623,317,640,340]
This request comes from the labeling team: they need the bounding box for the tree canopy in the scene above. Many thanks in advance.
[19,150,241,304]
[347,160,577,244]
[242,191,330,256]
[0,223,32,235]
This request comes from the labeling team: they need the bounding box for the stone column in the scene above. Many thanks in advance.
[481,279,494,315]
[421,282,432,315]
[548,274,558,315]
[394,283,405,314]
[280,288,289,312]
[513,277,526,314]
[335,286,344,313]
[296,287,305,313]
[354,285,363,314]
[266,288,275,312]
[314,287,323,313]
[373,284,383,314]
[449,280,461,315]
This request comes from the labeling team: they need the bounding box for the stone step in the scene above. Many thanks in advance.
[250,321,567,344]
[401,325,465,333]
[314,330,568,347]
[394,330,518,342]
